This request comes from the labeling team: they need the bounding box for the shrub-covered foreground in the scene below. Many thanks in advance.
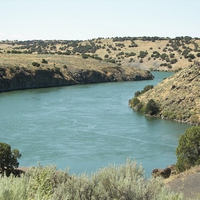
[0,160,182,200]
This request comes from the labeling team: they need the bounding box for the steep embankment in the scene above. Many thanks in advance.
[130,64,200,125]
[0,55,153,92]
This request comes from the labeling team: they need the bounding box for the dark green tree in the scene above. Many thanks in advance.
[138,51,148,58]
[129,97,140,107]
[143,85,153,93]
[0,142,21,176]
[176,126,200,172]
[32,62,40,67]
[41,59,48,64]
[145,99,159,115]
[82,53,89,59]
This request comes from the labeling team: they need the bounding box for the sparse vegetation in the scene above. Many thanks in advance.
[1,36,200,71]
[138,50,148,58]
[130,64,200,125]
[134,85,154,97]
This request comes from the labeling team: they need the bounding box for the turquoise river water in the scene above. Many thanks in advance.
[0,72,191,176]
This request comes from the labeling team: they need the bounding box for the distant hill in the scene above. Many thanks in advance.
[1,36,200,71]
[130,63,200,125]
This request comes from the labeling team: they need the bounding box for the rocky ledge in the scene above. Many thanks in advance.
[0,66,153,92]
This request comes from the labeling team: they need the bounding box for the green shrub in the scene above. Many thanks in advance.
[176,126,200,172]
[116,51,124,56]
[129,97,140,107]
[92,54,102,61]
[41,59,48,64]
[53,159,181,199]
[63,65,68,69]
[170,58,178,64]
[187,53,195,59]
[143,85,153,92]
[145,99,160,115]
[32,62,40,67]
[136,102,144,112]
[82,53,89,59]
[167,64,172,69]
[196,53,200,57]
[134,91,141,97]
[135,85,154,97]
[151,51,160,58]
[0,161,182,199]
[138,50,148,58]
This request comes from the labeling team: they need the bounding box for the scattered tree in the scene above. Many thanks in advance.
[138,51,148,58]
[176,126,200,172]
[82,53,89,59]
[0,142,21,176]
[32,62,40,67]
[145,99,160,115]
[41,59,48,64]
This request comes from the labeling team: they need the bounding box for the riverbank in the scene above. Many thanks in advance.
[129,64,200,125]
[0,54,153,92]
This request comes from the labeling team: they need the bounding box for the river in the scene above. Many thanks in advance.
[0,72,191,176]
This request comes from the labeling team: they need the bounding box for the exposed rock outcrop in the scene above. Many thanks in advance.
[152,165,176,179]
[0,66,153,92]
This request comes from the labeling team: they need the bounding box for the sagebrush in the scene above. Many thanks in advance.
[0,160,183,200]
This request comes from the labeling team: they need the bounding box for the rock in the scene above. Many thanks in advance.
[152,167,172,179]
[167,164,176,175]
[0,66,153,92]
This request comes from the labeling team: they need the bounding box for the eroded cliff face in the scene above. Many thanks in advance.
[0,66,153,92]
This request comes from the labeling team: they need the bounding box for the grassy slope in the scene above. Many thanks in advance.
[1,37,200,71]
[136,64,200,124]
[0,53,151,79]
[0,54,116,70]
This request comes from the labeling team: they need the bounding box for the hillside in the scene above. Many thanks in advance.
[166,165,200,199]
[0,54,153,92]
[1,36,200,71]
[130,64,200,125]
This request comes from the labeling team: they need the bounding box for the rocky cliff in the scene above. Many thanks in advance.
[0,65,153,92]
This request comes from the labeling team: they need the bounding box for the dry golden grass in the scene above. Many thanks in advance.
[137,64,200,124]
[1,38,200,72]
[0,53,118,71]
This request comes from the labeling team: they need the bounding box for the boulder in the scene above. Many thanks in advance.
[152,167,171,178]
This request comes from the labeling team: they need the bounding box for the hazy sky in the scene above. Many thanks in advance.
[1,0,200,40]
